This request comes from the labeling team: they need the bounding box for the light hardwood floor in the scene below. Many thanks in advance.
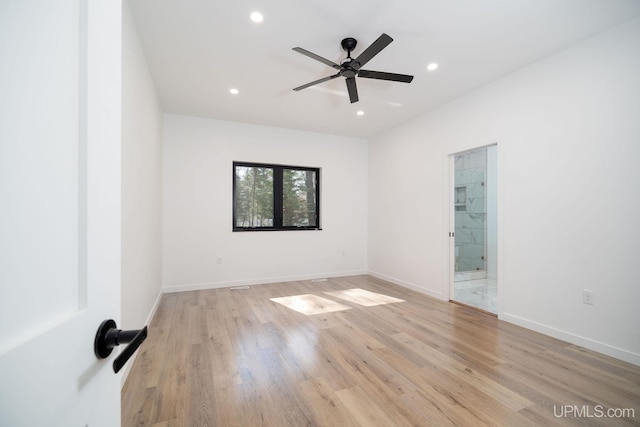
[122,275,640,426]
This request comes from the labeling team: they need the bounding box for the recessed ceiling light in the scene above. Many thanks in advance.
[229,88,239,95]
[357,110,364,116]
[250,12,264,23]
[427,63,438,71]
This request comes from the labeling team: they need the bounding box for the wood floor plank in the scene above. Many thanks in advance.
[335,385,401,427]
[185,342,216,426]
[148,292,189,425]
[298,376,360,427]
[123,275,640,426]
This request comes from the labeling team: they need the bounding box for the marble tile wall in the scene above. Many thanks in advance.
[454,149,487,273]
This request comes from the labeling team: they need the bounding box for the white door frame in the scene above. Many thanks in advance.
[444,142,503,317]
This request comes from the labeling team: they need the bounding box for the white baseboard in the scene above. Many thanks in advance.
[162,270,369,293]
[368,270,447,301]
[501,312,640,366]
[120,288,164,387]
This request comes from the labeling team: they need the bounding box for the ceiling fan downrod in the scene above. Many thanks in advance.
[340,38,358,78]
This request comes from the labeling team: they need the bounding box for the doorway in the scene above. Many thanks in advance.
[450,145,497,314]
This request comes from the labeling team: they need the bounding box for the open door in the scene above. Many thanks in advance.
[0,1,124,425]
[448,145,498,314]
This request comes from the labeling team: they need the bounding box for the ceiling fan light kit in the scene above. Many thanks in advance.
[292,33,414,103]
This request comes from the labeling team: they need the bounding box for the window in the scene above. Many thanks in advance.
[233,161,320,231]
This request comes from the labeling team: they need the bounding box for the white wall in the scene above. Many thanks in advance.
[163,115,368,291]
[121,1,163,332]
[368,17,640,364]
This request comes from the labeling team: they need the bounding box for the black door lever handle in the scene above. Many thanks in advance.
[94,319,148,373]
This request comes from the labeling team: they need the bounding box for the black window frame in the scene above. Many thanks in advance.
[233,161,321,232]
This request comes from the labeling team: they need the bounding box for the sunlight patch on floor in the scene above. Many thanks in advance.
[324,288,405,307]
[270,294,352,315]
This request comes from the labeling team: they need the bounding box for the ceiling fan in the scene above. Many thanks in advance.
[292,33,414,104]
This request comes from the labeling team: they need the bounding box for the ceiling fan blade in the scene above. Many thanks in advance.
[292,47,342,70]
[358,69,414,83]
[351,33,393,70]
[293,73,341,91]
[345,77,359,103]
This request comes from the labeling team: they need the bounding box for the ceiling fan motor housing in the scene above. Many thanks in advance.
[340,62,357,78]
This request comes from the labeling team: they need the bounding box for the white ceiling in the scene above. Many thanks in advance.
[128,0,640,139]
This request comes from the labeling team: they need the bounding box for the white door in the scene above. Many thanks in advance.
[0,1,123,426]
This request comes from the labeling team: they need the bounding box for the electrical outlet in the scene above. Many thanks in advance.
[583,289,595,305]
[216,257,222,265]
